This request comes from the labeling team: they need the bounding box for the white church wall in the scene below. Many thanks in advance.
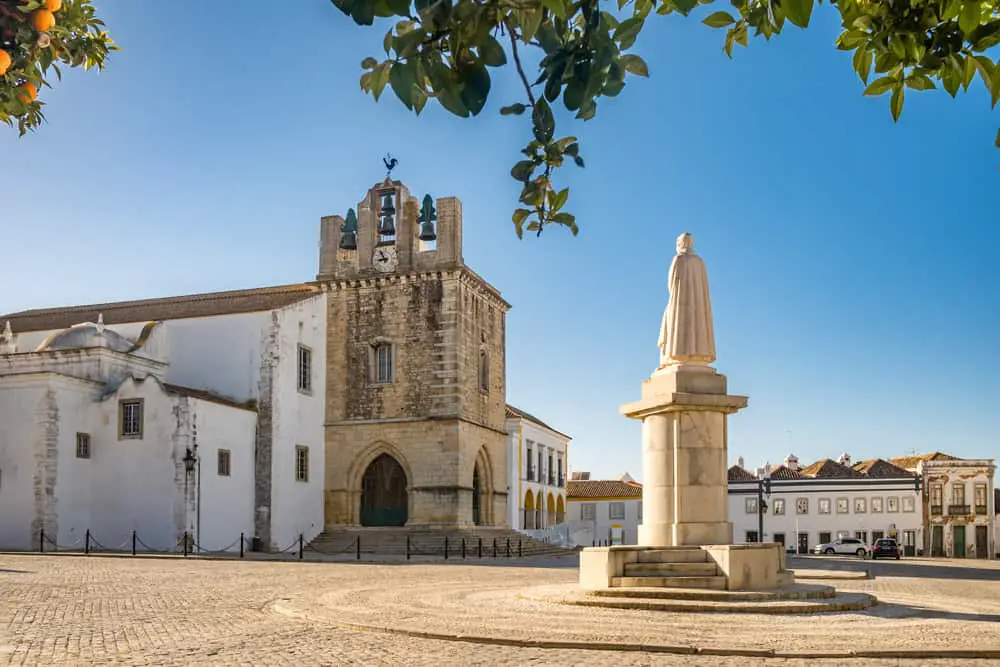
[268,296,326,550]
[0,375,98,549]
[191,398,256,552]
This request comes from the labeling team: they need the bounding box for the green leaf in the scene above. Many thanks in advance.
[389,60,417,109]
[941,68,961,97]
[614,17,645,47]
[972,56,995,93]
[541,0,568,20]
[511,160,535,182]
[500,103,528,116]
[438,86,470,117]
[361,57,379,70]
[970,21,1000,50]
[852,47,873,84]
[863,76,895,97]
[942,0,962,21]
[995,128,1000,148]
[532,99,556,142]
[548,187,569,212]
[781,0,813,28]
[573,155,585,168]
[890,84,904,122]
[620,54,649,77]
[959,2,981,36]
[479,35,507,68]
[702,11,736,28]
[458,60,491,116]
[512,208,532,239]
[905,74,936,91]
[371,63,391,101]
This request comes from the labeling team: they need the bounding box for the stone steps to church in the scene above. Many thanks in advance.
[623,561,720,577]
[611,575,728,590]
[558,591,876,614]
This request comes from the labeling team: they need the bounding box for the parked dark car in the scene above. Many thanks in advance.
[871,537,901,560]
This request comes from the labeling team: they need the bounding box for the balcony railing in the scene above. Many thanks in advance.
[930,505,943,516]
[547,473,556,485]
[557,474,565,487]
[947,504,970,516]
[975,505,988,515]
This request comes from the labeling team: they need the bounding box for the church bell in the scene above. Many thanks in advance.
[379,192,396,236]
[418,193,437,242]
[339,208,358,250]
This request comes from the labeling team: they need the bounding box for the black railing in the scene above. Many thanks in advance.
[25,528,531,562]
[547,473,556,485]
[557,474,565,487]
[975,505,989,515]
[930,504,943,515]
[947,504,971,516]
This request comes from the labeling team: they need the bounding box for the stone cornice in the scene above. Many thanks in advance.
[326,415,509,437]
[322,267,510,311]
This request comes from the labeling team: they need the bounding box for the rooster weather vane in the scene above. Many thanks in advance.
[383,153,399,180]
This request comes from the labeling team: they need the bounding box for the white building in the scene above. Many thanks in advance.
[890,452,996,559]
[504,405,569,531]
[728,453,923,556]
[0,284,327,553]
[565,473,642,547]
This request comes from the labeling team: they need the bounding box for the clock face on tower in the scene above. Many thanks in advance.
[372,245,398,273]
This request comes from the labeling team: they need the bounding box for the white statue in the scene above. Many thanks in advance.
[0,320,16,355]
[657,232,716,368]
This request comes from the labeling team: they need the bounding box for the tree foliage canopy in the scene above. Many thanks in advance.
[332,0,1000,238]
[0,0,115,134]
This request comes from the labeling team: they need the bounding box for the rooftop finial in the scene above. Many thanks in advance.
[1,321,11,338]
[96,313,105,333]
[382,153,398,181]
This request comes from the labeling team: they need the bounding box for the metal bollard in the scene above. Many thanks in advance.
[461,538,466,559]
[240,532,245,559]
[406,535,411,561]
[39,529,44,553]
[132,530,137,556]
[506,538,511,558]
[183,531,189,557]
[518,539,522,558]
[355,536,361,560]
[478,537,482,559]
[493,537,497,558]
[444,536,449,560]
[298,534,304,560]
[85,529,91,555]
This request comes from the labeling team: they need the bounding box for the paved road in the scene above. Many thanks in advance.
[1,553,998,666]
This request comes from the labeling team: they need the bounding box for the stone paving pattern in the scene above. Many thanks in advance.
[1,553,999,665]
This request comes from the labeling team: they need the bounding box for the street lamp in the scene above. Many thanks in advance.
[757,470,772,543]
[182,447,198,550]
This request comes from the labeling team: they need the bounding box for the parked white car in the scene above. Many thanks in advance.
[812,538,869,557]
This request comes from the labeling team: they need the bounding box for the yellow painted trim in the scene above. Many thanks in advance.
[517,424,523,514]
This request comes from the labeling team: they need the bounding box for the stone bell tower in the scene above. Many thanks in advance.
[316,177,510,529]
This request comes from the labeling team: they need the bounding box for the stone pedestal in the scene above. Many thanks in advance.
[623,364,747,548]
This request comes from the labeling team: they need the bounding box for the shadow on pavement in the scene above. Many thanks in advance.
[871,600,1000,623]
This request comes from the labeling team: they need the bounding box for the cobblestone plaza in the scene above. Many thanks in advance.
[2,553,999,665]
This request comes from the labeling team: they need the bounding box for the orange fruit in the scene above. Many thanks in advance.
[19,82,37,103]
[32,9,55,32]
[45,0,62,11]
[0,50,10,77]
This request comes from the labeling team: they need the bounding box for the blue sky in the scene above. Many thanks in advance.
[2,2,997,480]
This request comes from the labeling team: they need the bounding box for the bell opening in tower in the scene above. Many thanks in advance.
[377,188,397,246]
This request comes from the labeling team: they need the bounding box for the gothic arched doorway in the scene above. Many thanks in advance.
[472,465,482,525]
[360,454,408,527]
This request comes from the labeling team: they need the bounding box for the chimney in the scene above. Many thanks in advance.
[737,456,745,470]
[784,454,799,472]
[838,452,852,467]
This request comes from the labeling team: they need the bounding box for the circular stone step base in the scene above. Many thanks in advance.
[587,582,836,602]
[524,585,877,614]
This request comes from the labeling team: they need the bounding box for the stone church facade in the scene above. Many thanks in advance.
[318,179,510,528]
[0,178,511,552]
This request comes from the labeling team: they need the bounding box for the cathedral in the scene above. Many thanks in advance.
[0,178,511,552]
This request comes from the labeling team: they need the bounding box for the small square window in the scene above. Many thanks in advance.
[609,502,625,520]
[297,345,312,394]
[773,498,785,516]
[887,496,900,513]
[76,433,90,459]
[854,497,867,513]
[373,343,393,384]
[217,449,231,477]
[581,503,596,520]
[796,497,809,515]
[295,446,309,482]
[818,498,831,514]
[836,497,849,514]
[902,496,915,513]
[119,399,143,439]
[871,497,884,513]
[745,497,758,514]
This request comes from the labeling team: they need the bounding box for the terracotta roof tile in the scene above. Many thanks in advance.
[768,465,805,480]
[567,479,642,499]
[799,459,866,479]
[852,458,914,479]
[728,465,757,482]
[889,452,959,471]
[1,283,323,333]
[505,404,571,439]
